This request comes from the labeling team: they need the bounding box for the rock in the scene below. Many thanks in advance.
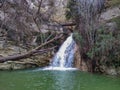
[0,48,51,70]
[0,41,51,70]
[116,67,120,75]
[105,67,117,75]
[106,22,117,30]
[0,0,68,46]
[0,45,27,57]
[0,63,12,70]
[74,44,88,71]
[0,41,5,48]
[100,66,119,76]
[52,0,68,22]
[0,55,51,70]
[0,60,34,70]
[100,6,120,21]
[11,61,36,70]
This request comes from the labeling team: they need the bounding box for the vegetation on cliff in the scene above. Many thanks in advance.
[66,0,120,74]
[0,0,120,75]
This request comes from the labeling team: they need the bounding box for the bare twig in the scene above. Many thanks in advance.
[0,34,63,62]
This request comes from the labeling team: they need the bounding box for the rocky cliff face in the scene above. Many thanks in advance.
[0,0,68,45]
[74,4,120,75]
[0,0,68,70]
[0,42,52,70]
[0,0,120,75]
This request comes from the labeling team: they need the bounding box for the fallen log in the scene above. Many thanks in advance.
[61,23,76,27]
[0,34,62,63]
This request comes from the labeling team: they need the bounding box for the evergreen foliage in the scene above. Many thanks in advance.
[87,28,120,68]
[65,0,78,20]
[66,0,120,69]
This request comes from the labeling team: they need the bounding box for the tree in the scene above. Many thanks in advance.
[66,0,105,72]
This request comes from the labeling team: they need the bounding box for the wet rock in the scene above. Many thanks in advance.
[116,67,120,75]
[0,63,12,70]
[105,67,117,75]
[0,42,51,70]
[74,44,88,71]
[0,55,51,70]
[0,60,34,70]
[100,66,120,76]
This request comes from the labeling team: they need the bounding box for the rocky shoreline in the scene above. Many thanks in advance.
[0,43,52,70]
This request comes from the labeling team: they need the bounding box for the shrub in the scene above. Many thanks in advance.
[87,28,120,68]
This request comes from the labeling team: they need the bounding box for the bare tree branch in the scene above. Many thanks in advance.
[0,34,63,62]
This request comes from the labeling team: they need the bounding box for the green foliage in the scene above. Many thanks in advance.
[36,32,61,48]
[108,0,120,7]
[87,28,120,68]
[65,0,78,20]
[109,16,120,30]
[66,0,120,68]
[73,32,84,45]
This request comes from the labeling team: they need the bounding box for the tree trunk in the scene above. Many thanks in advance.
[0,34,62,63]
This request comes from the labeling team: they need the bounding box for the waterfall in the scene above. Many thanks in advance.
[42,0,105,71]
[52,34,75,67]
[43,34,77,70]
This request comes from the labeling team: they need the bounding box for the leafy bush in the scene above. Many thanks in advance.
[67,0,120,69]
[65,0,78,20]
[108,0,120,7]
[87,28,120,68]
[109,16,120,30]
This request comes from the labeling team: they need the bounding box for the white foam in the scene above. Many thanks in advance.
[52,34,75,68]
[43,66,77,71]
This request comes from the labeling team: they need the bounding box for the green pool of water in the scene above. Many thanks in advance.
[0,69,120,90]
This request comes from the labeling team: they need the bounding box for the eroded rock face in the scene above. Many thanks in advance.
[74,44,89,71]
[0,0,68,70]
[100,6,120,21]
[0,43,52,70]
[0,55,51,70]
[0,0,68,45]
[74,44,120,76]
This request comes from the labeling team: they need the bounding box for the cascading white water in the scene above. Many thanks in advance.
[52,34,75,67]
[43,34,76,70]
[42,0,105,71]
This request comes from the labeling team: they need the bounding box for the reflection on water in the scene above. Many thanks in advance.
[50,71,76,90]
[0,70,120,90]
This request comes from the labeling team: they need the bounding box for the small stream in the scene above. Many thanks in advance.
[0,70,120,90]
